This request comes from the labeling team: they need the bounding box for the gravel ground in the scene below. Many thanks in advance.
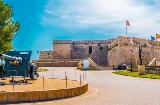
[0,77,81,92]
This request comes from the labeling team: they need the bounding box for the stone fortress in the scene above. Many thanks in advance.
[37,36,160,68]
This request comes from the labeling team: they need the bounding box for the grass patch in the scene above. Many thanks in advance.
[37,68,48,72]
[113,71,160,79]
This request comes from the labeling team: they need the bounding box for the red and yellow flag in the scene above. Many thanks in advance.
[126,20,130,26]
[156,33,160,39]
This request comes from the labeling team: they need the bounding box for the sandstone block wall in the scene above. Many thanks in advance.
[108,44,160,67]
[38,36,160,67]
[89,44,108,66]
[39,50,53,60]
[53,40,72,59]
[72,44,88,59]
[35,61,78,67]
[71,40,110,66]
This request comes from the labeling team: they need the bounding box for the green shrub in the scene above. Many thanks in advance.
[124,43,128,46]
[38,68,48,72]
[143,43,147,47]
[99,46,103,50]
[118,66,122,70]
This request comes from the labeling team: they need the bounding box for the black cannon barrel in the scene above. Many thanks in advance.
[0,54,16,60]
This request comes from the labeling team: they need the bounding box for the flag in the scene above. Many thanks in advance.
[151,36,155,40]
[156,34,160,39]
[126,20,130,26]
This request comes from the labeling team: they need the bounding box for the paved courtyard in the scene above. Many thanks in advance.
[11,67,160,105]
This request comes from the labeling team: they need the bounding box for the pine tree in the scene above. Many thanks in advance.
[0,0,20,54]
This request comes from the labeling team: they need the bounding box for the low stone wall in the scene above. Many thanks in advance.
[145,69,160,74]
[0,82,88,104]
[35,61,78,67]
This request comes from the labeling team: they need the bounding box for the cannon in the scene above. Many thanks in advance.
[0,51,38,80]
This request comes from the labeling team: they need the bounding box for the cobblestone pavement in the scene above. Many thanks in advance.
[10,67,160,105]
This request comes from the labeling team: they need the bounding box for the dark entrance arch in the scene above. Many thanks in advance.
[89,46,92,54]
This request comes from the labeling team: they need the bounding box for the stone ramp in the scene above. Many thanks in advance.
[148,58,156,66]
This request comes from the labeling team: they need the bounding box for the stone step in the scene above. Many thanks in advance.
[97,66,113,70]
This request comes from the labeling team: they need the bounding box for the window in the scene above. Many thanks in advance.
[89,46,92,54]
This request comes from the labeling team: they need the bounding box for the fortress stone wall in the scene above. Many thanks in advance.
[52,40,72,59]
[38,36,160,67]
[107,36,160,66]
[39,50,53,60]
[39,40,111,66]
[71,40,110,66]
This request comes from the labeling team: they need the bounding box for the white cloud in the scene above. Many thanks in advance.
[41,0,160,39]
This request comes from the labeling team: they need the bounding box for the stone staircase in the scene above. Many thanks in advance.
[87,58,113,70]
[88,58,98,70]
[89,49,108,66]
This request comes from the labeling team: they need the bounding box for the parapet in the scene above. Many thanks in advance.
[72,40,113,44]
[53,40,72,44]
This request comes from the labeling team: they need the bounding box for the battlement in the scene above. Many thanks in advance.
[53,39,114,45]
[72,40,114,44]
[53,40,72,44]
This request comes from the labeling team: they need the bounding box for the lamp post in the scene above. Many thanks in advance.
[37,51,39,60]
[130,50,133,72]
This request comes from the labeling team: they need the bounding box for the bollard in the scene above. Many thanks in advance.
[85,73,86,81]
[12,76,14,92]
[75,72,76,80]
[66,76,67,89]
[65,71,66,78]
[83,72,84,82]
[24,70,26,84]
[43,77,44,90]
[80,75,81,86]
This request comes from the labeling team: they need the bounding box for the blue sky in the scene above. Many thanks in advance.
[3,0,160,60]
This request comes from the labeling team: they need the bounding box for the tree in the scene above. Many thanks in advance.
[0,0,20,54]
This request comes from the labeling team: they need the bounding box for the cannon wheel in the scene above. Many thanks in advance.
[30,65,36,80]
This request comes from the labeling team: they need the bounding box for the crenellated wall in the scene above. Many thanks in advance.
[38,36,160,67]
[39,40,111,66]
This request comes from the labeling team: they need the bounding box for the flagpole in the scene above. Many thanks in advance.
[126,23,127,36]
[156,35,157,66]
